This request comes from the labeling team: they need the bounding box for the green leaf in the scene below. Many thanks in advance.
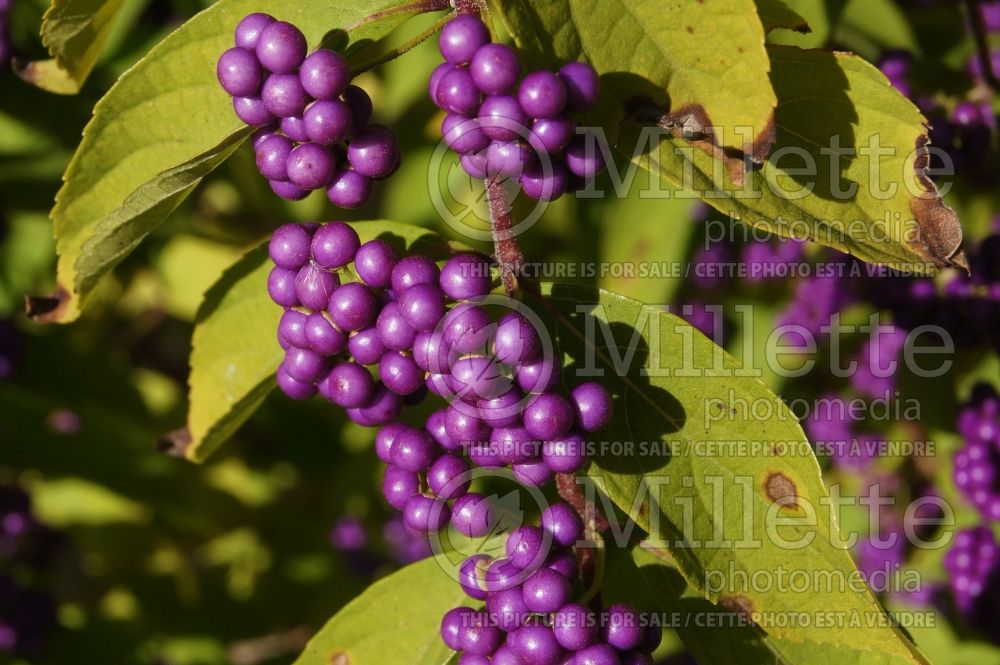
[37,0,433,324]
[630,546,921,664]
[16,0,128,95]
[494,0,778,160]
[619,46,964,272]
[755,0,811,34]
[180,221,449,463]
[293,556,463,665]
[533,281,929,663]
[31,477,149,526]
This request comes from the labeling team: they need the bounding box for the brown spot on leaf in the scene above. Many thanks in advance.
[156,427,192,458]
[25,284,70,323]
[686,26,694,34]
[329,653,350,665]
[719,594,756,625]
[908,134,967,271]
[763,471,799,511]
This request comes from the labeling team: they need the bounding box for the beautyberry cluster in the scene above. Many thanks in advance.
[954,384,1000,521]
[429,15,605,201]
[943,527,999,614]
[0,484,60,659]
[217,14,399,206]
[267,220,614,532]
[444,503,660,665]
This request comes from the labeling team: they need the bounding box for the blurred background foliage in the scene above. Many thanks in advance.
[1,0,999,663]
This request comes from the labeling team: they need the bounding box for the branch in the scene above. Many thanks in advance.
[485,176,526,296]
[964,0,1000,92]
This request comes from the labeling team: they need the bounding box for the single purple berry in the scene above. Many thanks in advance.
[376,301,418,351]
[429,62,455,106]
[530,115,575,154]
[478,388,524,428]
[520,163,569,201]
[310,222,360,269]
[284,346,330,383]
[390,427,438,472]
[524,393,575,440]
[507,625,564,665]
[235,13,276,50]
[256,21,307,74]
[392,255,441,291]
[571,382,613,432]
[348,126,401,180]
[428,408,461,452]
[321,361,375,408]
[269,223,312,269]
[470,44,521,95]
[277,364,317,400]
[559,61,600,113]
[439,15,491,65]
[428,453,471,499]
[440,253,492,300]
[452,492,494,537]
[355,239,400,288]
[517,355,560,393]
[382,465,420,510]
[442,607,476,651]
[280,115,310,142]
[459,611,503,657]
[522,567,570,613]
[270,179,309,201]
[304,99,354,145]
[442,303,493,354]
[460,554,492,600]
[398,283,446,331]
[233,96,276,126]
[513,461,554,487]
[268,267,299,307]
[542,432,588,473]
[262,72,310,118]
[287,142,336,190]
[343,85,374,134]
[487,587,530,632]
[493,312,542,364]
[519,70,567,119]
[375,422,408,463]
[574,644,621,665]
[442,114,491,154]
[300,48,350,100]
[545,550,578,580]
[540,503,583,548]
[326,168,373,208]
[486,140,535,178]
[217,47,263,97]
[553,603,597,651]
[278,309,309,348]
[506,525,546,570]
[484,557,522,592]
[491,426,540,465]
[445,404,492,444]
[347,326,386,365]
[295,263,338,311]
[379,351,425,395]
[450,355,509,402]
[348,383,403,426]
[565,134,605,179]
[404,493,450,532]
[479,95,530,142]
[256,133,293,181]
[461,150,490,178]
[328,282,379,331]
[436,67,483,116]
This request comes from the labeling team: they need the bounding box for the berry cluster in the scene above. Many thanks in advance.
[330,513,431,578]
[849,323,907,400]
[741,238,805,283]
[429,15,605,201]
[0,485,60,659]
[267,221,613,532]
[444,503,660,665]
[954,384,1000,521]
[0,0,11,70]
[217,14,399,206]
[944,527,1000,614]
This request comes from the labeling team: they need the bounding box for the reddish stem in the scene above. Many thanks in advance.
[485,176,525,296]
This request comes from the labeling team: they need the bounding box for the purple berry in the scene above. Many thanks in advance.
[348,126,400,180]
[270,179,309,200]
[530,115,575,154]
[452,492,494,537]
[269,223,312,269]
[470,44,521,95]
[277,364,317,400]
[235,13,275,50]
[280,115,310,142]
[478,389,524,428]
[513,461,554,487]
[428,454,471,499]
[517,356,560,393]
[343,85,374,134]
[565,134,605,179]
[310,222,360,269]
[459,611,503,656]
[375,422,407,463]
[278,309,309,348]
[487,587,530,632]
[571,382,613,432]
[348,383,402,426]
[493,312,542,364]
[486,140,535,178]
[574,644,621,665]
[429,62,455,105]
[329,282,378,331]
[390,427,438,472]
[553,603,597,651]
[603,604,643,651]
[559,61,600,113]
[491,426,540,465]
[484,557,522,592]
[461,151,489,178]
[305,311,347,357]
[507,625,564,665]
[520,163,569,201]
[295,263,338,310]
[217,47,263,97]
[524,393,575,440]
[382,465,420,509]
[460,554,491,600]
[268,267,298,307]
[322,361,375,408]
[445,405,491,444]
[436,67,483,116]
[392,255,441,291]
[287,143,336,189]
[233,96,276,126]
[428,408,460,452]
[479,95,530,142]
[326,168,373,208]
[355,239,400,288]
[379,351,425,395]
[522,567,570,613]
[442,607,475,650]
[304,99,354,145]
[284,346,329,383]
[347,326,386,365]
[442,304,493,354]
[398,283,446,331]
[439,15,491,65]
[404,493,450,532]
[300,48,351,100]
[545,551,578,580]
[506,526,546,570]
[450,355,508,401]
[442,114,491,154]
[262,72,310,118]
[440,253,493,300]
[256,21,307,74]
[376,301,418,351]
[540,503,583,548]
[519,70,567,119]
[542,432,588,473]
[256,133,293,180]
